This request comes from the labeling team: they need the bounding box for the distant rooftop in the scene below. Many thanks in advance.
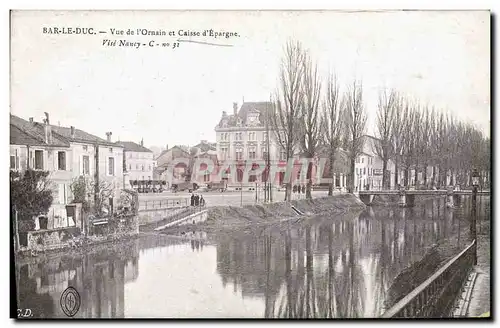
[10,114,120,147]
[115,141,152,153]
[216,102,274,129]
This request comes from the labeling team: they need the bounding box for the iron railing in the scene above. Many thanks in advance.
[139,198,190,211]
[382,239,477,318]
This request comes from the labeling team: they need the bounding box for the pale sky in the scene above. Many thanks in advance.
[10,10,490,149]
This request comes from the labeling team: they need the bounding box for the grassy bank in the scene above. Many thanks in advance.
[384,219,476,314]
[160,193,366,235]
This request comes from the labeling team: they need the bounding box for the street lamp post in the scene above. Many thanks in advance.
[471,168,480,265]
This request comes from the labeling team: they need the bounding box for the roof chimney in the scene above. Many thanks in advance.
[233,102,238,116]
[29,117,33,123]
[70,126,75,138]
[43,113,52,144]
[140,138,144,147]
[166,144,169,150]
[106,132,112,142]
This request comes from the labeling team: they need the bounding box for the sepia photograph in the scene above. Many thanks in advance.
[9,9,491,319]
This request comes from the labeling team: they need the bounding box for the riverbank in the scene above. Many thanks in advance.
[160,194,366,235]
[15,231,139,262]
[384,213,479,316]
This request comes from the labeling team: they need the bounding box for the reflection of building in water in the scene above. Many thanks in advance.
[16,239,140,318]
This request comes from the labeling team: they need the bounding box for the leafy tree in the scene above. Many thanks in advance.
[69,176,114,215]
[10,169,53,222]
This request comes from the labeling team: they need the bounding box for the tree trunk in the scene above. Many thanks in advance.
[394,161,399,187]
[431,165,436,188]
[422,164,428,188]
[285,183,291,202]
[349,157,355,193]
[328,150,335,196]
[382,159,388,190]
[306,181,312,200]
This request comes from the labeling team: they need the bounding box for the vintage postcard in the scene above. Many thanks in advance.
[10,10,490,319]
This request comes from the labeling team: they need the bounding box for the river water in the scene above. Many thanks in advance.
[16,196,489,319]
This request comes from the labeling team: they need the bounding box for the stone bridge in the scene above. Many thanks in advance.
[358,189,490,207]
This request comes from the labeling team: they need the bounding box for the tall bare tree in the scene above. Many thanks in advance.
[343,80,367,193]
[400,100,417,186]
[390,97,405,188]
[374,89,397,189]
[417,106,433,188]
[298,52,322,200]
[271,40,306,201]
[321,73,344,195]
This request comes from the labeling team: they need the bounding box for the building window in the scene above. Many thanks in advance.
[142,165,145,171]
[280,150,286,161]
[263,132,268,141]
[236,149,243,160]
[34,150,44,170]
[82,155,90,175]
[108,157,115,176]
[109,147,113,153]
[58,151,66,170]
[129,164,132,170]
[361,157,364,164]
[249,151,256,159]
[10,155,16,170]
[363,167,366,175]
[83,145,88,151]
[262,151,268,160]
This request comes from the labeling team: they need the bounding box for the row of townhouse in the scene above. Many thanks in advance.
[10,113,125,229]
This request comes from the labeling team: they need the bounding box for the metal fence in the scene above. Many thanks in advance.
[382,239,477,318]
[139,198,190,211]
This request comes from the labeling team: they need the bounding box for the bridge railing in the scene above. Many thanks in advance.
[381,239,476,318]
[139,198,190,211]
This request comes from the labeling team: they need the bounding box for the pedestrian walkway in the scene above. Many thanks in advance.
[467,231,491,317]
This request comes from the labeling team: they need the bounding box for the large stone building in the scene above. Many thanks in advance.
[215,102,284,163]
[214,102,287,188]
[10,113,124,229]
[115,140,155,183]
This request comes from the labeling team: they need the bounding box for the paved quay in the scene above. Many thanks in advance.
[466,220,491,318]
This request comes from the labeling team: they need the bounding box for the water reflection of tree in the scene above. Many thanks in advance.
[215,201,456,318]
[272,219,371,318]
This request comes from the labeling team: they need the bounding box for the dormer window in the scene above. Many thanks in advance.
[236,118,242,126]
[247,111,260,125]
